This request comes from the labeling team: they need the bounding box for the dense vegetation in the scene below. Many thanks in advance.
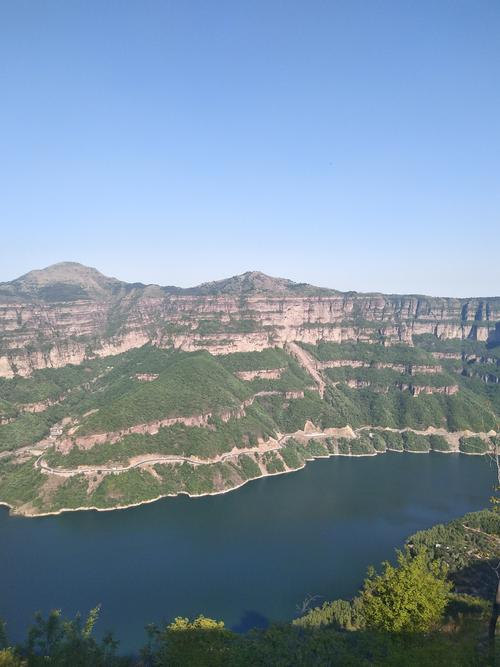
[0,338,498,514]
[301,339,499,433]
[76,352,253,436]
[301,341,438,366]
[0,347,178,451]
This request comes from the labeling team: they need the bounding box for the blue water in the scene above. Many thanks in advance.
[0,452,495,652]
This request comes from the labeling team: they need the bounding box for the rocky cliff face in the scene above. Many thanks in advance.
[0,263,498,377]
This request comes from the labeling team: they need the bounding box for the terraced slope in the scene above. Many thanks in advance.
[0,263,498,514]
[0,333,498,516]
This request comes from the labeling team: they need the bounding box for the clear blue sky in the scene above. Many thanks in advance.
[1,1,499,296]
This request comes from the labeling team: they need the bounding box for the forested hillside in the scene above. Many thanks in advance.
[0,331,498,515]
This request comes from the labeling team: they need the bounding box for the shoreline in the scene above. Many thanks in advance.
[0,444,491,519]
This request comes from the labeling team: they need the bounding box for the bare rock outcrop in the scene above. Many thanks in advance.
[1,263,498,377]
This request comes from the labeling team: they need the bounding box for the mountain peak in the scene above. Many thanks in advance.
[16,261,108,282]
[188,271,338,296]
[1,263,339,301]
[6,262,123,301]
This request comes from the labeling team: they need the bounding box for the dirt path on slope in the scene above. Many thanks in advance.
[37,422,498,479]
[36,437,286,477]
[285,342,325,397]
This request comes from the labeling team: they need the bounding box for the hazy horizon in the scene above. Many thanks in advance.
[1,1,499,297]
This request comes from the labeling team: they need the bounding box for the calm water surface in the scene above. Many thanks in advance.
[0,452,495,652]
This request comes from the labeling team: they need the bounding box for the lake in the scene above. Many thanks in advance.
[0,452,495,653]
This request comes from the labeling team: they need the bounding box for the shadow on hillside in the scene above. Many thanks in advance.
[452,558,498,600]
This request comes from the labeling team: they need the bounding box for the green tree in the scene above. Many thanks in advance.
[487,440,500,657]
[361,548,452,633]
[152,615,235,667]
[23,606,125,667]
[0,649,26,667]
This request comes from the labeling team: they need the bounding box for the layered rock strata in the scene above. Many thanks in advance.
[1,263,498,377]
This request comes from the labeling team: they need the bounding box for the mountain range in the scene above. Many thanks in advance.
[0,262,498,516]
[0,262,498,378]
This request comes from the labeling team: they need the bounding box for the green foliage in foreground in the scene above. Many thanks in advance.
[361,549,452,632]
[296,548,453,635]
[145,616,234,667]
[0,649,25,666]
[0,607,126,667]
[1,537,493,666]
[1,613,486,667]
[295,598,365,631]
